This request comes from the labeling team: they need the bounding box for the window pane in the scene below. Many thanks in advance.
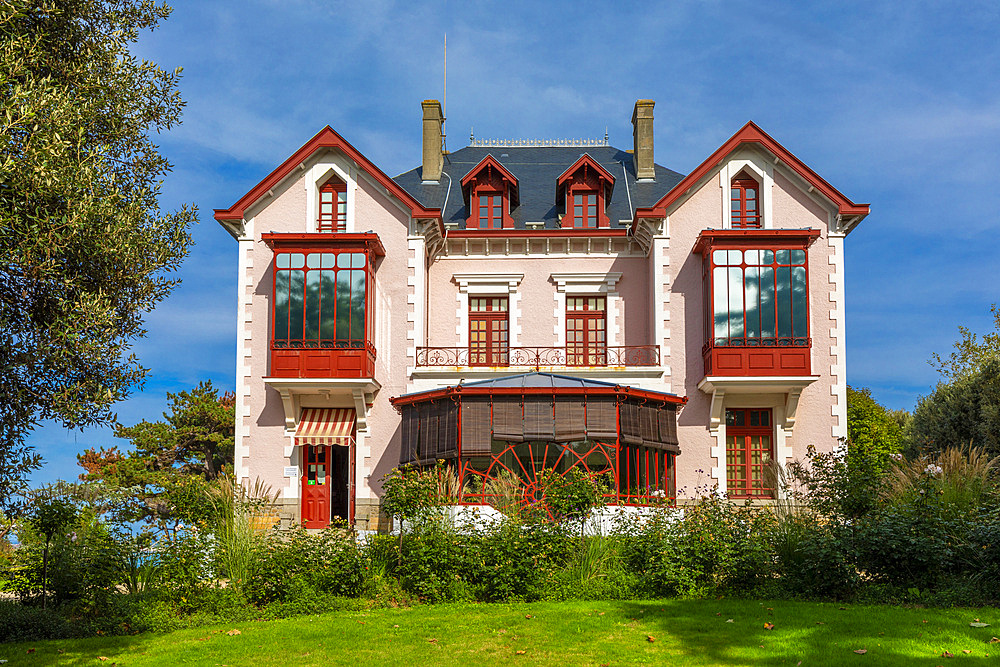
[728,267,744,341]
[776,249,790,265]
[321,253,337,269]
[337,253,351,268]
[304,269,321,340]
[713,267,729,341]
[288,270,305,340]
[792,266,807,338]
[306,254,321,269]
[276,253,291,269]
[289,253,305,269]
[759,266,775,339]
[274,270,290,340]
[776,265,791,338]
[320,271,336,340]
[745,267,760,339]
[761,250,774,264]
[321,191,333,202]
[336,269,351,340]
[351,269,366,341]
[713,249,729,266]
[728,250,742,265]
[790,249,806,265]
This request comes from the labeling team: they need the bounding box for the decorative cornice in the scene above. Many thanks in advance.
[453,273,524,294]
[550,272,623,293]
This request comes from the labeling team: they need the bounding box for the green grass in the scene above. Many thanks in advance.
[3,599,999,666]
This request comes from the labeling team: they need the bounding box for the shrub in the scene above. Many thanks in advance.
[247,527,363,605]
[0,600,73,642]
[772,517,858,599]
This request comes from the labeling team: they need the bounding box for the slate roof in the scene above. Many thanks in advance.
[395,372,683,401]
[393,145,684,229]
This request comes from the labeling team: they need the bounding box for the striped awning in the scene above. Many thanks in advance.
[295,408,355,446]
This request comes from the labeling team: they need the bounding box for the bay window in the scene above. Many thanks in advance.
[695,230,819,376]
[265,233,383,378]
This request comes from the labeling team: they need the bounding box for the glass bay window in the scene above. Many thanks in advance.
[712,248,808,347]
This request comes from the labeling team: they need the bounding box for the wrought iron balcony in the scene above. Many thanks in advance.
[415,345,660,370]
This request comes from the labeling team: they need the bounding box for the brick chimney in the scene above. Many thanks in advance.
[421,100,444,183]
[631,99,655,181]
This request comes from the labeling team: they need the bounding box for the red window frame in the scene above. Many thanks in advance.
[318,180,347,232]
[566,296,606,366]
[473,190,505,229]
[725,408,774,499]
[570,190,599,228]
[469,297,508,366]
[731,173,761,229]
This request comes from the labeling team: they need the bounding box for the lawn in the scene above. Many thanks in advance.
[3,599,998,666]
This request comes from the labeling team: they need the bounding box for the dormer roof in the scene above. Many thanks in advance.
[459,154,520,208]
[556,153,615,204]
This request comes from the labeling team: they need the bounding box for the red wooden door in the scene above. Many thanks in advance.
[301,445,331,528]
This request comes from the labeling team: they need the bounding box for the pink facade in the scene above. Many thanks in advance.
[216,102,868,530]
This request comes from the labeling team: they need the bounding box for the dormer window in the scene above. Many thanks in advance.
[318,177,347,232]
[460,155,518,229]
[730,171,760,229]
[557,154,615,229]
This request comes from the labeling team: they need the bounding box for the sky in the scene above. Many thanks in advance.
[26,0,1000,485]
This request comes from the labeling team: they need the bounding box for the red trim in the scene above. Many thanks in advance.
[262,232,386,256]
[633,121,870,229]
[447,228,629,239]
[214,126,442,232]
[692,229,820,256]
[725,408,775,499]
[730,173,761,229]
[557,154,614,229]
[556,154,615,189]
[390,385,687,408]
[317,180,347,232]
[460,154,518,188]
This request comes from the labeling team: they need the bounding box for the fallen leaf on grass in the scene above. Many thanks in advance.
[962,650,972,654]
[598,612,605,616]
[227,629,241,636]
[941,651,954,658]
[525,615,533,619]
[99,658,108,662]
[646,635,656,643]
[428,638,438,644]
[816,622,825,625]
[357,621,366,625]
[970,622,990,628]
[853,649,867,654]
[515,650,525,655]
[764,623,775,630]
[26,650,35,655]
[726,619,734,623]
[58,649,64,654]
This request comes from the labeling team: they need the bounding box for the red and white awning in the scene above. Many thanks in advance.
[295,408,355,446]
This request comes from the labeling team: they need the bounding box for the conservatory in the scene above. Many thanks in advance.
[390,373,687,505]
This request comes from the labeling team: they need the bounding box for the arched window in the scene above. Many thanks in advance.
[730,172,761,229]
[318,178,347,232]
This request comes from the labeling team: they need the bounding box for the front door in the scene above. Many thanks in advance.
[301,445,330,528]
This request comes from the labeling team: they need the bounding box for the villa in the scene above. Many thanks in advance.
[215,100,869,529]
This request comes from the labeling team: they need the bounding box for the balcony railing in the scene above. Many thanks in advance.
[702,337,811,377]
[415,345,660,369]
[270,340,376,378]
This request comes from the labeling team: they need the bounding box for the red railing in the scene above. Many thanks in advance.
[415,345,660,369]
[702,337,811,376]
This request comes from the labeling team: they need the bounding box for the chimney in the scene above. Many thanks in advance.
[631,99,655,181]
[421,99,444,183]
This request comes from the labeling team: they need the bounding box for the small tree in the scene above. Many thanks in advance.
[846,386,905,470]
[536,468,610,537]
[26,497,77,609]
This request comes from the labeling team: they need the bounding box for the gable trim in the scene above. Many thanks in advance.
[213,126,442,231]
[633,121,869,231]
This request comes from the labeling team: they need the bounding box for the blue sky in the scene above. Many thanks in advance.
[27,0,1000,484]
